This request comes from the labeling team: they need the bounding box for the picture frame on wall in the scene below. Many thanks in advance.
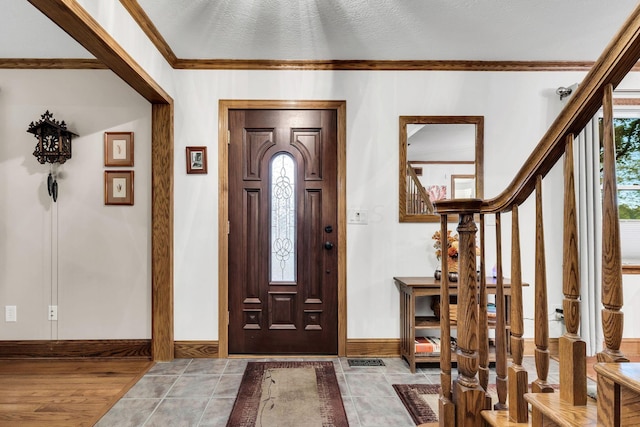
[186,146,208,174]
[104,132,134,167]
[105,170,134,205]
[451,174,475,199]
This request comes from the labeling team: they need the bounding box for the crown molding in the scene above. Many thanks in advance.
[0,58,107,69]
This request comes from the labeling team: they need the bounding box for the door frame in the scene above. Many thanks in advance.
[218,100,347,357]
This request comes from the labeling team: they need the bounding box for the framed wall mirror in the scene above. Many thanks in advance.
[399,116,484,222]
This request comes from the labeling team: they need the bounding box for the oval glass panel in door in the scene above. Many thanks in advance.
[270,153,296,282]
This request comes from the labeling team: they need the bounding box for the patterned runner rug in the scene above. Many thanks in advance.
[227,361,348,427]
[393,383,560,425]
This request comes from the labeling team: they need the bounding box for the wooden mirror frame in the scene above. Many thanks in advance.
[399,116,484,223]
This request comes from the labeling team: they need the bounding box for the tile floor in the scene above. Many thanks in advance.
[96,356,568,427]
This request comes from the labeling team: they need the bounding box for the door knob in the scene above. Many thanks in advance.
[324,241,334,250]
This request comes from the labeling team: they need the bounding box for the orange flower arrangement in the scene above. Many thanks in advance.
[432,230,459,261]
[432,230,480,260]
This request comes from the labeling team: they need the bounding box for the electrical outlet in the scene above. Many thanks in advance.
[48,305,58,321]
[553,305,564,321]
[5,306,17,322]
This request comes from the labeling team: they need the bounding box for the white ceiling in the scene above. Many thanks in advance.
[2,1,640,62]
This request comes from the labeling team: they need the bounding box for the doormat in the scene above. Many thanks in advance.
[227,361,348,427]
[347,358,385,367]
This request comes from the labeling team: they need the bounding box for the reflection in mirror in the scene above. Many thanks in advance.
[399,116,484,223]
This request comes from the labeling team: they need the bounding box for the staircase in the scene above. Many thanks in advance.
[431,4,640,426]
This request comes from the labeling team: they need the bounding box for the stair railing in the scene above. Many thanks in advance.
[406,162,434,214]
[433,3,640,424]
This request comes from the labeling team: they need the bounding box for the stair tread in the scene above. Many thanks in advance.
[524,392,597,426]
[481,409,529,426]
[594,362,640,394]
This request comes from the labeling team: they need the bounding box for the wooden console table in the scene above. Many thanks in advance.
[394,276,520,373]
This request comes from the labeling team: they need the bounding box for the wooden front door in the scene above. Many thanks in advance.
[228,109,339,354]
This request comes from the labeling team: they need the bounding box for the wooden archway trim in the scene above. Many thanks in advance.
[28,0,174,360]
[218,100,347,357]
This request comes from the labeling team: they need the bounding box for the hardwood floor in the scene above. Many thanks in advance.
[0,359,152,427]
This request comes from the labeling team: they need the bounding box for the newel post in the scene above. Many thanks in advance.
[435,199,488,427]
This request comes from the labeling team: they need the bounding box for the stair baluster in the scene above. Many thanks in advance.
[559,133,588,405]
[439,214,455,427]
[508,204,529,422]
[493,213,508,410]
[598,84,628,364]
[478,215,490,403]
[532,176,555,426]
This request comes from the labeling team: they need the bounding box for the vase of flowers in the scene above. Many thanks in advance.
[433,230,482,282]
[432,230,459,281]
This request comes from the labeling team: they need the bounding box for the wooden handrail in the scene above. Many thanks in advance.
[406,162,434,214]
[433,6,640,425]
[435,4,640,216]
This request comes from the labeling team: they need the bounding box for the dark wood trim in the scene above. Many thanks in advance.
[0,58,107,69]
[409,160,475,165]
[0,340,151,359]
[27,0,171,104]
[174,341,219,358]
[175,59,606,71]
[620,338,640,355]
[218,100,347,358]
[119,0,177,67]
[614,98,640,105]
[346,339,401,357]
[28,0,175,361]
[152,103,174,361]
[6,57,640,72]
[623,265,640,274]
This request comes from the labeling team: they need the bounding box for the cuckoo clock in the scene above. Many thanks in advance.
[27,111,78,202]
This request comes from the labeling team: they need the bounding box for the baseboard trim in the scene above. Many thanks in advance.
[621,339,640,356]
[523,338,559,357]
[4,337,630,360]
[174,341,219,358]
[0,340,151,358]
[346,339,401,357]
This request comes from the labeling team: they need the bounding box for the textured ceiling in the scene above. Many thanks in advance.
[131,0,640,61]
[2,1,640,62]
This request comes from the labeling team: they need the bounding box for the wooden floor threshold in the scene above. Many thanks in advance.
[0,358,153,426]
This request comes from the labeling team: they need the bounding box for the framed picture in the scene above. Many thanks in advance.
[451,174,475,199]
[105,171,134,205]
[186,146,208,174]
[104,132,134,167]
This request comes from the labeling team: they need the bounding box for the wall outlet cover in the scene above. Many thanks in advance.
[5,305,17,322]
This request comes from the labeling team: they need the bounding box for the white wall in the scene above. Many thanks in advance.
[0,69,151,340]
[172,69,640,341]
[71,0,640,346]
[2,67,639,346]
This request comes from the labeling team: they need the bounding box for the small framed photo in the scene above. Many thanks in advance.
[451,174,475,199]
[186,146,208,174]
[104,132,134,167]
[105,170,134,205]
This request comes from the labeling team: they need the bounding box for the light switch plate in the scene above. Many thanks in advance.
[5,305,17,322]
[348,209,369,225]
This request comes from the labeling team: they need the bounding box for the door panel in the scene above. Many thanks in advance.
[228,109,338,354]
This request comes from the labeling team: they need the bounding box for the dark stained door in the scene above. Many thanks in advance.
[228,109,338,354]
